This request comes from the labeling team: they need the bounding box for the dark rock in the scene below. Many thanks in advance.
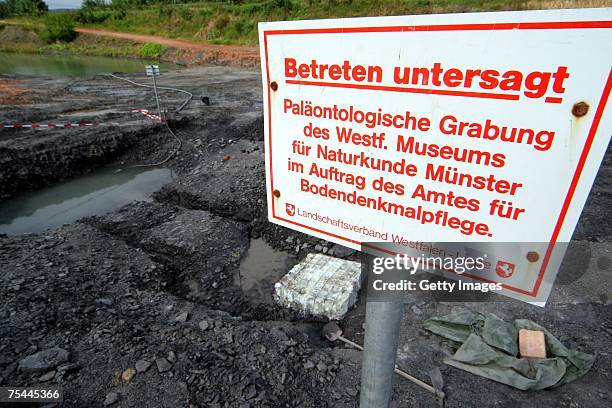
[155,358,172,373]
[18,348,70,373]
[199,320,211,331]
[244,384,257,400]
[104,392,119,406]
[135,360,152,373]
[167,351,177,363]
[38,371,55,382]
[57,363,80,373]
[331,244,356,258]
[95,298,114,306]
[174,311,189,323]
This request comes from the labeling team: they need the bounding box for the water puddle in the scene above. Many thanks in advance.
[236,238,293,305]
[0,167,173,235]
[0,52,182,77]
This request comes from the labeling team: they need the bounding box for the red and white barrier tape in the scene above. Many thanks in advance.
[1,108,160,130]
[0,122,119,129]
[131,109,161,122]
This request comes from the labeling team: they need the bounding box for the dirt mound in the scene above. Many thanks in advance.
[0,78,30,105]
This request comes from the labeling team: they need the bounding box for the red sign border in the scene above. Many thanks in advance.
[263,20,612,298]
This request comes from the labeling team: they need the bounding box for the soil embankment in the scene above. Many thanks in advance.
[76,28,260,67]
[0,24,260,68]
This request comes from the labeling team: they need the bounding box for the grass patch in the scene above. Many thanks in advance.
[138,42,166,58]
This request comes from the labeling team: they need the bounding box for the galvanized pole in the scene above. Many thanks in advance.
[359,301,405,408]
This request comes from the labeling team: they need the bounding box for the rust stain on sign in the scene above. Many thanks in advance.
[572,101,589,117]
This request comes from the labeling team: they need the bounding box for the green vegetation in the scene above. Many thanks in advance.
[0,0,47,18]
[40,12,76,43]
[91,0,520,45]
[138,42,166,58]
[1,0,602,52]
[37,40,139,57]
[0,24,146,57]
[3,0,601,47]
[76,0,126,24]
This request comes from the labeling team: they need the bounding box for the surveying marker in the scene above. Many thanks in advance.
[145,65,163,121]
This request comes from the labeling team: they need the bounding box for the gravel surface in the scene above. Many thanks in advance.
[0,66,610,407]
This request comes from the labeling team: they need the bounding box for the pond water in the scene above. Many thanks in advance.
[237,238,293,305]
[0,167,174,235]
[0,52,181,77]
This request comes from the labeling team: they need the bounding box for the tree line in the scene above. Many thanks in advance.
[0,0,48,18]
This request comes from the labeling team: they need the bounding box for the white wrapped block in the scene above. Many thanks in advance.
[274,253,362,320]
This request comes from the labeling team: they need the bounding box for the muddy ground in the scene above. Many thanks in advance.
[0,67,610,408]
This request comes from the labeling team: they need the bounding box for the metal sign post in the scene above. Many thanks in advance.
[145,65,162,120]
[360,302,404,408]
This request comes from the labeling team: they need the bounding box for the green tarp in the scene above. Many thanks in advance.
[423,310,595,390]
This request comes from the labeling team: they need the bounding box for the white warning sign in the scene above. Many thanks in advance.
[259,9,612,303]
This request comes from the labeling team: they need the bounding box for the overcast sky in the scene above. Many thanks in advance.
[47,0,83,9]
